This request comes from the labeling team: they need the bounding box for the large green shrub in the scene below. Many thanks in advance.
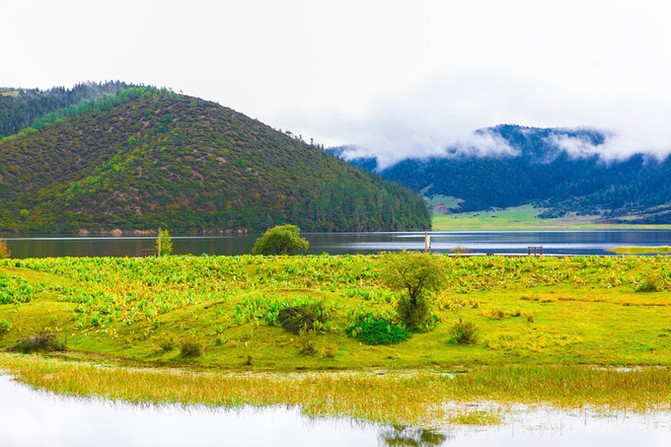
[346,319,410,345]
[252,224,309,255]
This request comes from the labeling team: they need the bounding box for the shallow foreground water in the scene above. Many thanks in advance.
[2,375,671,446]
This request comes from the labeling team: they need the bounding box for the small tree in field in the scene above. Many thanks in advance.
[155,229,173,256]
[252,224,309,255]
[381,251,447,332]
[0,239,10,259]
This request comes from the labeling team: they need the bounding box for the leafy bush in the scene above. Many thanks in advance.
[447,320,479,345]
[252,224,309,255]
[381,251,446,332]
[277,302,327,334]
[346,318,410,345]
[179,338,203,357]
[0,319,11,335]
[11,331,66,353]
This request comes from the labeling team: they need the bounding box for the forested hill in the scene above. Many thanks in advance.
[0,87,430,233]
[334,125,671,224]
[0,82,128,138]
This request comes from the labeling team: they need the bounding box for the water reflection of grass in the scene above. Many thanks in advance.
[1,354,671,428]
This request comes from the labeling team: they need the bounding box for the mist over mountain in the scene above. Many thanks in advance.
[331,125,671,224]
[0,85,430,233]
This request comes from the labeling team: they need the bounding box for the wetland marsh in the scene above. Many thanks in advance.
[1,253,671,431]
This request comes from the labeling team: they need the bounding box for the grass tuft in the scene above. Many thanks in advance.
[447,320,479,345]
[179,338,203,357]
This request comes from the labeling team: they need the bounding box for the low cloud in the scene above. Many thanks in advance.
[264,1,671,170]
[277,66,671,169]
[544,133,606,160]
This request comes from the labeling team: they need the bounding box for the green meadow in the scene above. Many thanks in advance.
[432,204,671,230]
[609,246,671,254]
[2,254,671,426]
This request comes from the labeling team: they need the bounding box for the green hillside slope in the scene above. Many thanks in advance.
[0,82,127,138]
[0,87,430,233]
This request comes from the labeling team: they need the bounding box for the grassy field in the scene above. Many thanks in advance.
[432,204,671,230]
[2,254,671,426]
[608,246,671,254]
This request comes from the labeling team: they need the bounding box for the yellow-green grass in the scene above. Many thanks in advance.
[608,246,671,254]
[2,254,671,369]
[432,204,671,230]
[1,354,670,427]
[2,254,671,426]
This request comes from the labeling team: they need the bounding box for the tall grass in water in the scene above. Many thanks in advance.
[2,354,671,427]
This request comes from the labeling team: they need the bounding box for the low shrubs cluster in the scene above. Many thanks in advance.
[447,320,479,345]
[0,274,35,304]
[0,319,11,335]
[634,275,663,293]
[277,303,327,334]
[11,331,66,353]
[346,314,410,345]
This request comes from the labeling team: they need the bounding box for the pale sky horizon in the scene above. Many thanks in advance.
[3,0,671,166]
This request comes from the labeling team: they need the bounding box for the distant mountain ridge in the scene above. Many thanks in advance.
[331,125,671,224]
[0,86,430,233]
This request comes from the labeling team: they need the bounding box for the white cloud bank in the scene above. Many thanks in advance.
[2,0,671,166]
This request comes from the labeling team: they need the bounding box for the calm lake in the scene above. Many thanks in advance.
[2,374,671,446]
[3,230,671,258]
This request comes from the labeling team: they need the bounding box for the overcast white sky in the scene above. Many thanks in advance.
[3,0,671,166]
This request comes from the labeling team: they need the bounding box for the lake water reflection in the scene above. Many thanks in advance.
[2,374,671,446]
[3,230,671,258]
